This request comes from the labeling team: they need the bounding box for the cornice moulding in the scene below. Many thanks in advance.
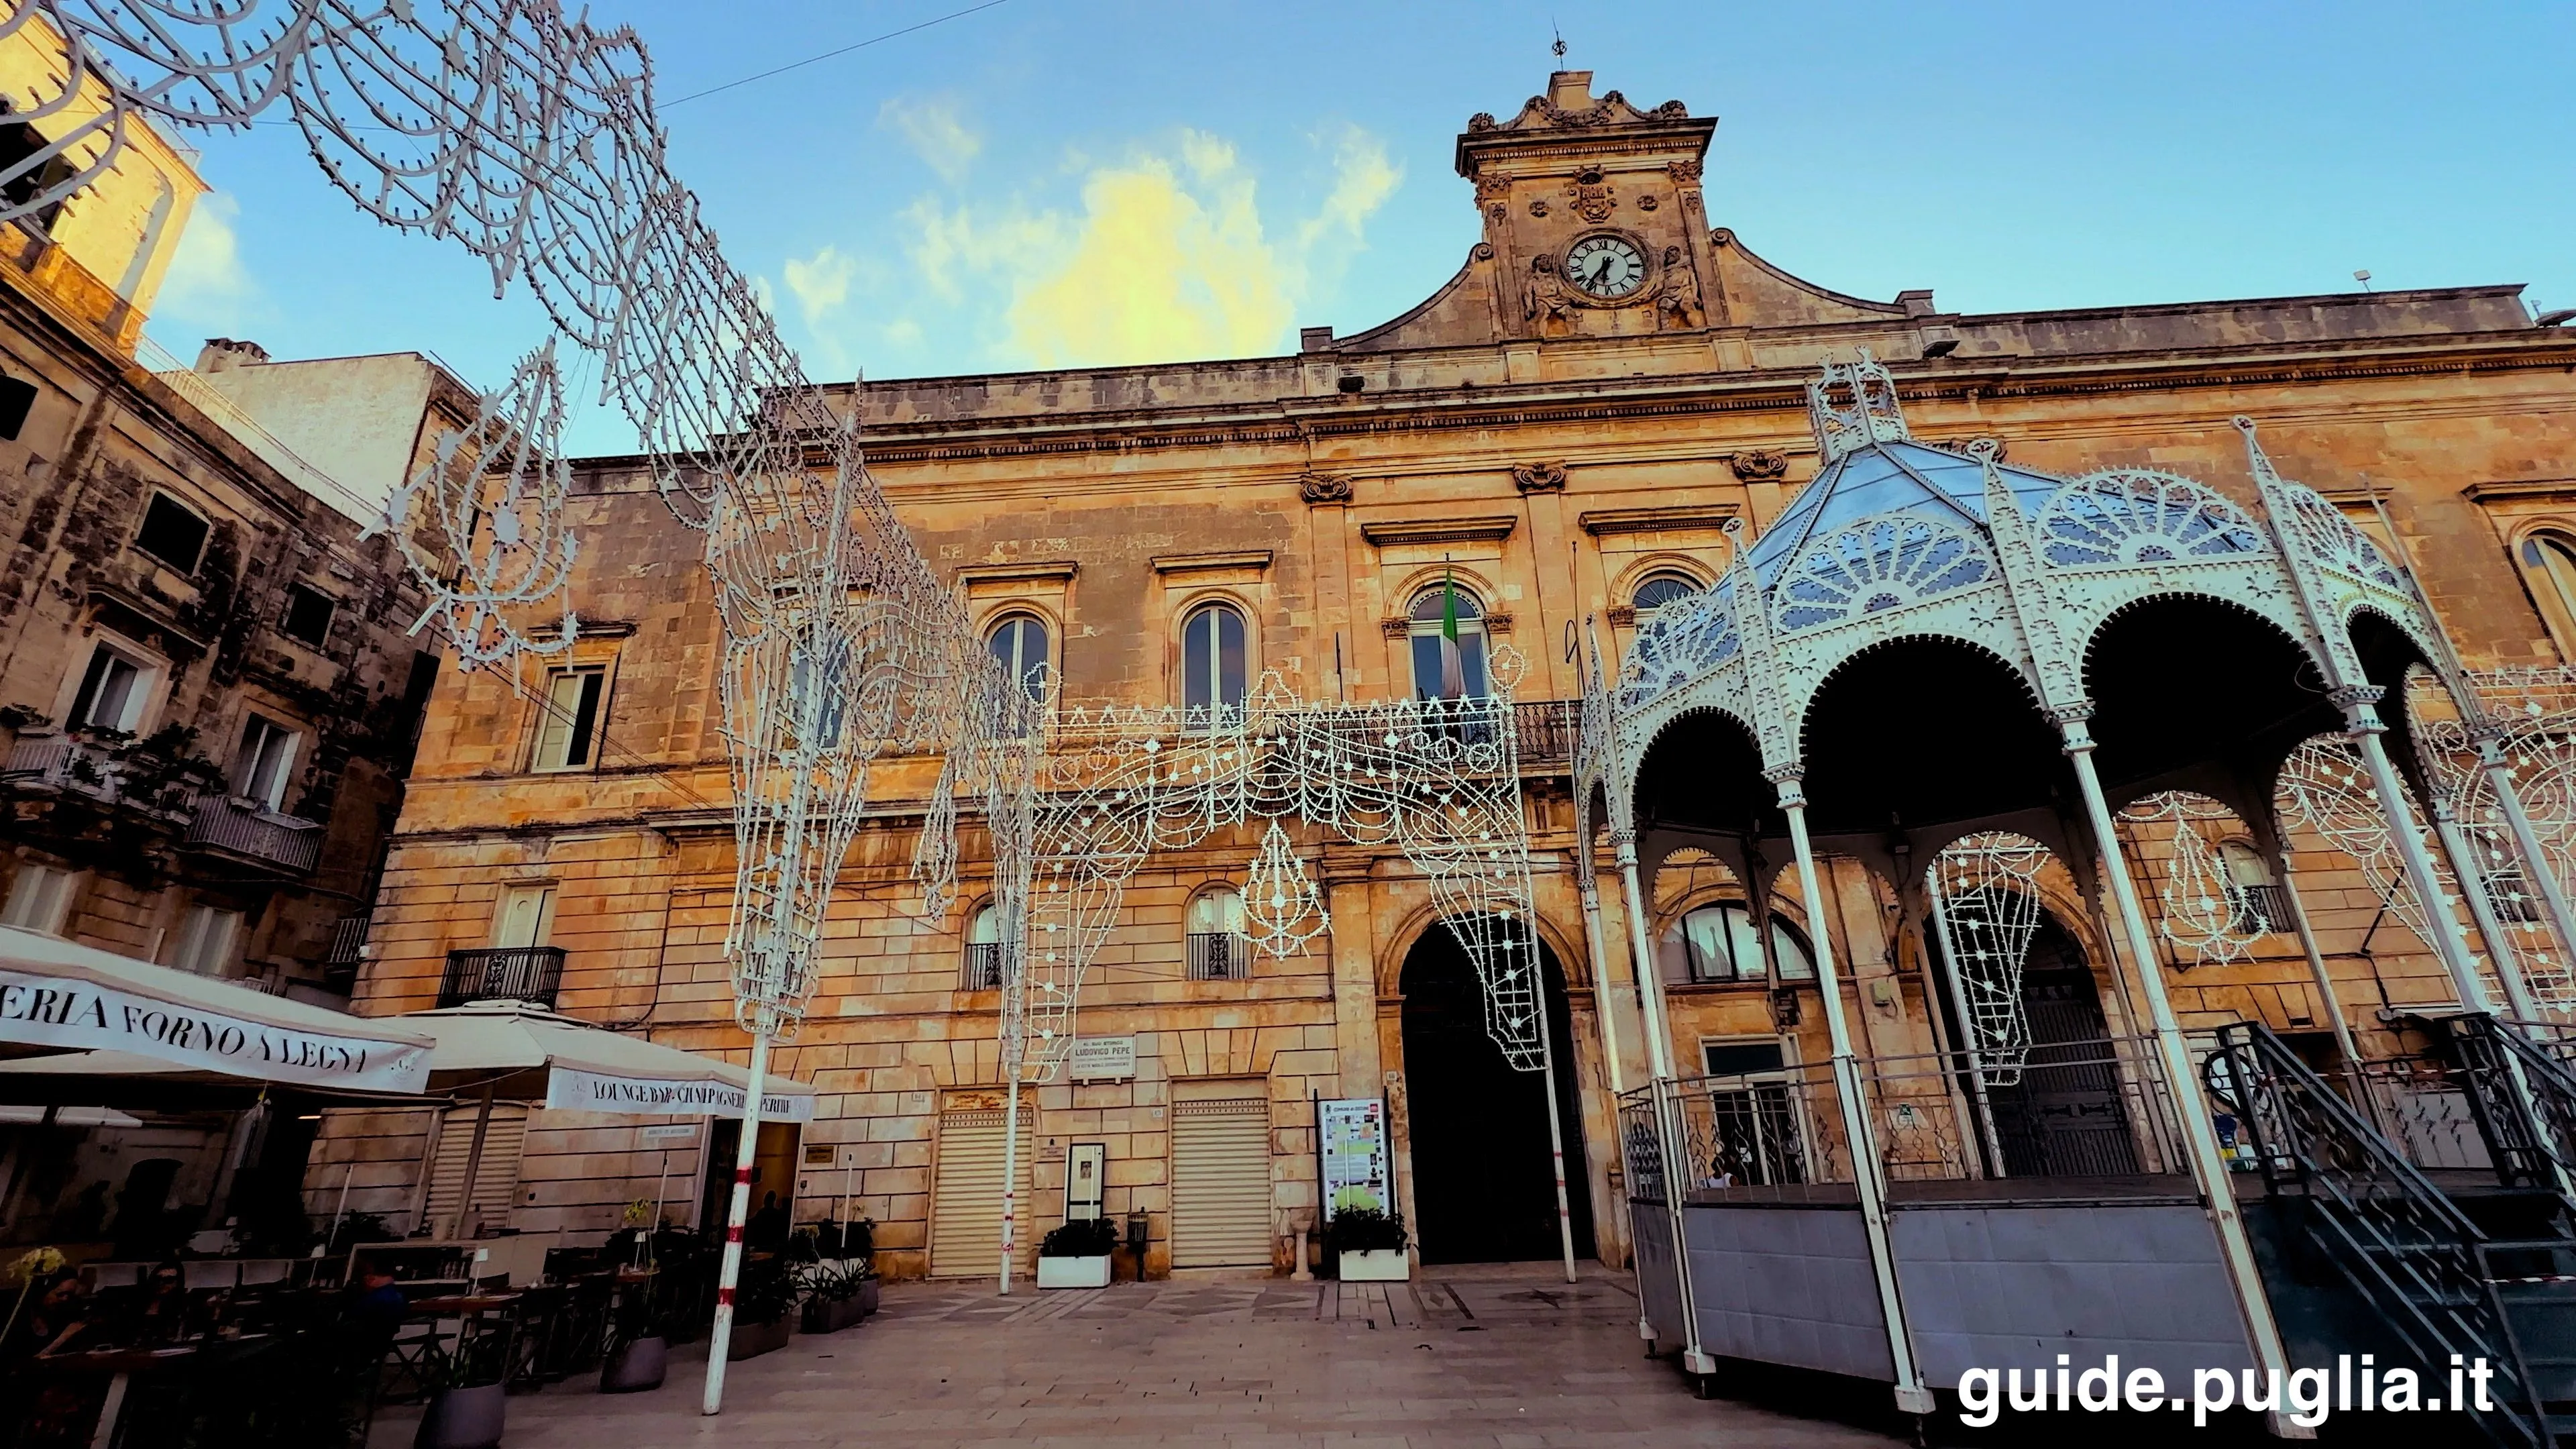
[1580,504,1739,536]
[1359,517,1519,547]
[2463,478,2576,502]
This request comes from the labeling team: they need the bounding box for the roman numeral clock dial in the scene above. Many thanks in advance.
[1564,234,1646,299]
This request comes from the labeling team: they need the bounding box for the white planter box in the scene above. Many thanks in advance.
[1037,1254,1112,1288]
[1338,1248,1409,1282]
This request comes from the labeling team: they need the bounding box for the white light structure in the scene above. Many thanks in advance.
[372,339,580,669]
[1243,820,1330,958]
[1923,832,2049,1085]
[994,665,1574,1285]
[2118,793,2266,968]
[0,1,1031,1409]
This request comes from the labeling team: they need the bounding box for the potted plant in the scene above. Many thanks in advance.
[726,1257,796,1360]
[1325,1206,1410,1282]
[413,1334,507,1449]
[1036,1216,1118,1289]
[600,1270,667,1391]
[797,1256,871,1334]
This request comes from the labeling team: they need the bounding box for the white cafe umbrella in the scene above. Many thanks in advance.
[396,1000,816,1240]
[0,924,431,1092]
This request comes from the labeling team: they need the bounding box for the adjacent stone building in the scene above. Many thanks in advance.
[328,70,2576,1281]
[0,9,474,1252]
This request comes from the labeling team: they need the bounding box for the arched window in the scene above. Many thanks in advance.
[1630,571,1702,623]
[2523,531,2576,659]
[1660,902,1815,984]
[963,900,1003,988]
[2217,841,2283,934]
[986,614,1051,706]
[1181,602,1248,728]
[1407,582,1488,701]
[1187,885,1247,980]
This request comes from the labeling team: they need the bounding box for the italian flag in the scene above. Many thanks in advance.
[1438,568,1466,700]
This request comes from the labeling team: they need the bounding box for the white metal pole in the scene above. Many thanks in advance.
[326,1164,354,1258]
[701,1029,772,1417]
[2059,720,2298,1415]
[1578,867,1627,1097]
[998,1065,1023,1295]
[2347,704,2497,1013]
[649,1150,669,1267]
[2479,739,2576,1022]
[1777,781,1930,1415]
[2428,794,2544,1022]
[1528,941,1578,1283]
[1615,839,1676,1079]
[447,1084,496,1242]
[1923,868,2006,1177]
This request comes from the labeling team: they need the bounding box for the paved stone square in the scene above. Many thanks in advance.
[371,1263,1900,1447]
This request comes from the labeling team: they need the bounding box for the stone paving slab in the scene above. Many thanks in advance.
[370,1263,1898,1448]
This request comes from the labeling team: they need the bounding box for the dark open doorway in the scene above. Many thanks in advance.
[1397,921,1594,1265]
[1985,913,2139,1177]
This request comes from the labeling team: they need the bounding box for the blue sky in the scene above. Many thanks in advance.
[148,1,2576,456]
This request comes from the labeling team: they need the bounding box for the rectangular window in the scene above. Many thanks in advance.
[531,667,604,771]
[68,643,151,732]
[134,493,211,574]
[168,904,243,975]
[280,584,336,649]
[1,863,74,934]
[493,884,555,948]
[232,714,299,810]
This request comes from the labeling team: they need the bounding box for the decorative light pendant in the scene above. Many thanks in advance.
[1244,821,1330,957]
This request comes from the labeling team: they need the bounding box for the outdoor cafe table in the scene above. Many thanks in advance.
[394,1292,524,1399]
[30,1342,203,1449]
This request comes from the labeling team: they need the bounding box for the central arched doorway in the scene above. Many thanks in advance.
[1982,914,2139,1178]
[1397,922,1595,1264]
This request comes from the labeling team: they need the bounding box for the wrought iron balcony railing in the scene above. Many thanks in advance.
[439,947,566,1009]
[3,729,125,803]
[1513,699,1578,767]
[1187,932,1250,981]
[2229,881,2290,935]
[184,794,324,873]
[961,942,1004,989]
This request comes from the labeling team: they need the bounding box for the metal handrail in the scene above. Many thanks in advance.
[1615,1034,2192,1193]
[2212,1020,2548,1448]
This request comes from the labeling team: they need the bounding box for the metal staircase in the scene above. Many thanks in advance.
[2212,1020,2556,1447]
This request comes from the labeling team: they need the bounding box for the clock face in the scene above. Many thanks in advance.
[1564,234,1648,299]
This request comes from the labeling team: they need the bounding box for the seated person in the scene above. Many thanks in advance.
[341,1258,410,1352]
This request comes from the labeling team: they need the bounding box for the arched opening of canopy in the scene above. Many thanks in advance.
[1629,706,1768,841]
[1397,916,1594,1265]
[1798,636,2060,835]
[2082,594,2340,806]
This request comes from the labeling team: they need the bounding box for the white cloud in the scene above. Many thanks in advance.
[880,95,983,184]
[154,190,258,328]
[890,127,1404,370]
[783,244,856,327]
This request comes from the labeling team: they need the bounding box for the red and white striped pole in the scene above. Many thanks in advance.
[701,1030,771,1415]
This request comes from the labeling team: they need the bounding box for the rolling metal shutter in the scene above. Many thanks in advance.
[931,1107,1032,1279]
[1171,1095,1273,1269]
[424,1103,528,1234]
